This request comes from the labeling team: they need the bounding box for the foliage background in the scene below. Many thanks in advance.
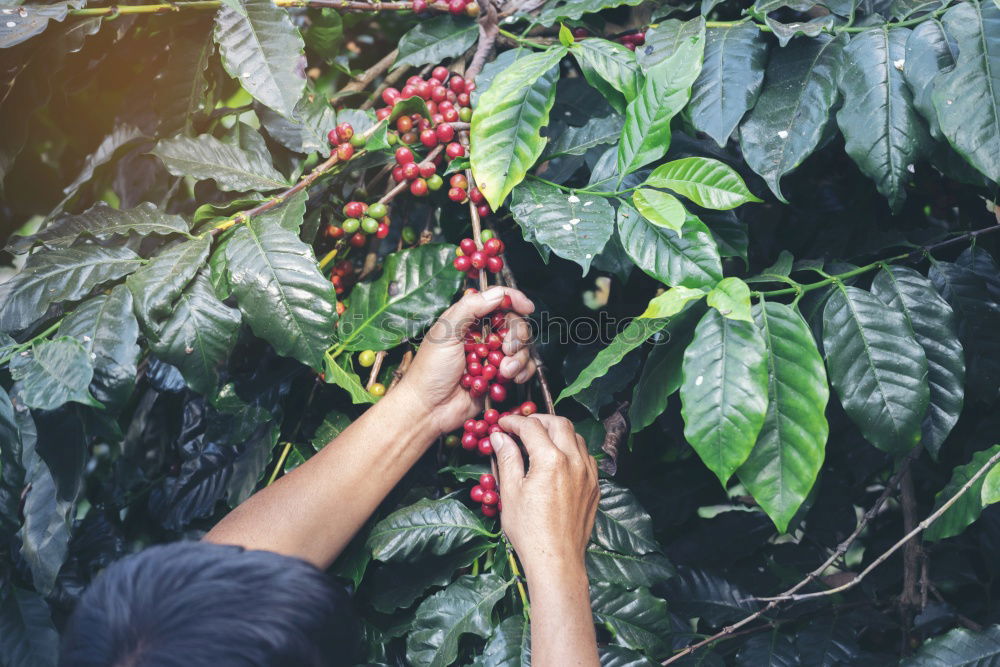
[1,0,1000,664]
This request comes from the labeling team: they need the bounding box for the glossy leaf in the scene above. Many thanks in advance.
[128,236,211,327]
[617,26,704,178]
[599,646,660,667]
[226,220,336,369]
[546,114,624,158]
[904,624,1000,666]
[931,2,1000,182]
[258,94,338,156]
[706,277,752,322]
[573,39,643,113]
[367,498,492,563]
[636,17,705,71]
[735,632,799,667]
[593,479,660,555]
[406,574,510,667]
[689,24,769,147]
[666,567,757,627]
[629,307,701,432]
[477,615,530,667]
[632,188,686,232]
[394,16,478,71]
[644,157,761,211]
[0,585,59,667]
[151,133,290,192]
[535,0,645,24]
[590,583,673,655]
[323,354,376,405]
[214,0,305,118]
[740,34,845,202]
[586,545,675,588]
[470,47,565,210]
[368,543,488,614]
[737,302,829,532]
[616,204,722,289]
[10,338,100,410]
[904,20,955,140]
[924,444,1000,542]
[0,245,143,334]
[823,284,929,455]
[836,27,931,212]
[681,308,769,485]
[871,266,964,458]
[509,180,614,274]
[335,244,462,352]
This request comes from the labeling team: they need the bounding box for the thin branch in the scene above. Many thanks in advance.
[388,350,414,390]
[496,259,555,414]
[365,350,388,390]
[340,49,399,98]
[70,0,451,16]
[466,0,499,80]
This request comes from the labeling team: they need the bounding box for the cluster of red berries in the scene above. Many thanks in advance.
[459,401,538,457]
[460,299,514,402]
[326,122,364,161]
[470,473,500,517]
[328,259,355,297]
[453,235,504,278]
[410,0,479,16]
[327,200,390,248]
[447,173,491,218]
[376,68,474,141]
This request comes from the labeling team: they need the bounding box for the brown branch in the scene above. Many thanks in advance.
[496,259,555,414]
[365,350,388,390]
[662,452,918,665]
[71,0,451,17]
[388,350,414,390]
[466,0,499,80]
[340,49,399,98]
[599,402,628,476]
[361,61,409,110]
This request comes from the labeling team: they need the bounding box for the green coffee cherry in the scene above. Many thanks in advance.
[426,174,444,191]
[480,229,495,242]
[342,217,360,233]
[458,107,473,122]
[367,202,388,219]
[350,133,365,148]
[361,216,379,234]
[358,350,377,367]
[401,226,417,244]
[387,132,398,145]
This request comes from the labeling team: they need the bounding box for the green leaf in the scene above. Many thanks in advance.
[546,115,624,159]
[128,236,212,328]
[617,25,705,178]
[904,624,1000,666]
[836,27,931,212]
[924,444,1000,542]
[599,646,659,667]
[590,583,673,655]
[156,24,215,138]
[60,124,148,200]
[983,463,1000,507]
[226,220,336,369]
[151,133,290,192]
[632,189,686,232]
[334,244,462,352]
[904,20,955,140]
[0,3,73,49]
[368,543,489,614]
[478,615,530,667]
[681,308,769,485]
[471,47,565,210]
[323,354,375,405]
[573,39,643,113]
[629,306,701,433]
[304,9,343,63]
[393,16,479,71]
[258,94,338,156]
[57,285,140,410]
[406,574,511,667]
[736,302,829,532]
[739,34,846,202]
[0,245,143,334]
[509,180,614,274]
[0,585,59,667]
[636,17,706,71]
[666,567,757,626]
[7,202,190,254]
[689,24,769,148]
[535,0,645,24]
[871,266,964,459]
[10,338,100,410]
[735,632,799,667]
[706,277,752,322]
[931,2,1000,182]
[367,498,492,563]
[214,0,306,118]
[593,479,661,555]
[645,157,761,210]
[146,271,242,395]
[586,545,675,588]
[310,410,352,449]
[823,284,929,455]
[617,204,722,289]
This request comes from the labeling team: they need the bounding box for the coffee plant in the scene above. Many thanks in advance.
[2,0,1000,661]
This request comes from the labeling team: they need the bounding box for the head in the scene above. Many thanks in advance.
[61,541,358,667]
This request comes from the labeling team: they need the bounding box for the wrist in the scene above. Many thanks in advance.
[375,381,440,445]
[521,548,588,586]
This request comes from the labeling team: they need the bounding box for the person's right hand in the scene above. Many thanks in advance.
[489,414,599,577]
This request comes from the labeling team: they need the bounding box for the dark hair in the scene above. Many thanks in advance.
[60,541,358,667]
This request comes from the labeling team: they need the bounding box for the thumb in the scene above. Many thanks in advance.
[431,287,534,343]
[491,432,524,488]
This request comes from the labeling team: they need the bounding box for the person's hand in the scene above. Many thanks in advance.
[489,414,599,578]
[396,286,537,436]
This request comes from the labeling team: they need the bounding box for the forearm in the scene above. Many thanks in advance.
[524,558,600,667]
[204,383,439,569]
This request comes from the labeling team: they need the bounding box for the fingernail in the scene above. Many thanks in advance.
[500,357,521,377]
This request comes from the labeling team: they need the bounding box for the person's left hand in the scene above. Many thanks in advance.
[396,286,537,436]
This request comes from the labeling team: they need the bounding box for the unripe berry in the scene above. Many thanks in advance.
[427,174,444,191]
[369,383,386,397]
[350,133,365,147]
[341,217,361,234]
[444,434,460,447]
[358,350,376,367]
[465,1,479,16]
[361,216,379,234]
[401,226,417,244]
[458,106,473,122]
[366,202,388,219]
[400,131,418,145]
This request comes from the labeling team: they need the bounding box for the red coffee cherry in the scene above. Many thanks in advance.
[483,408,500,424]
[483,238,502,256]
[469,251,486,269]
[453,255,472,272]
[520,401,538,416]
[481,503,498,517]
[448,187,467,203]
[436,123,456,143]
[481,490,499,506]
[382,87,401,105]
[459,238,477,255]
[336,143,354,161]
[418,162,436,178]
[445,142,465,159]
[479,473,497,490]
[486,256,504,273]
[489,383,507,402]
[470,377,488,395]
[477,437,493,456]
[461,432,478,450]
[449,76,466,93]
[470,484,485,502]
[432,66,449,82]
[395,146,415,164]
[410,178,429,196]
[349,232,367,248]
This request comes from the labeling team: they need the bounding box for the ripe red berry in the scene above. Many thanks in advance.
[470,377,488,395]
[336,122,354,142]
[459,238,477,255]
[382,87,401,105]
[344,201,366,218]
[473,420,489,436]
[483,408,500,424]
[432,66,449,82]
[486,333,502,349]
[410,178,429,196]
[475,343,489,359]
[448,187,467,203]
[450,173,469,189]
[400,84,417,99]
[482,365,497,381]
[467,361,483,376]
[477,204,491,219]
[467,269,479,280]
[469,251,486,269]
[396,115,413,133]
[327,128,339,146]
[435,125,456,145]
[499,295,513,310]
[349,232,367,248]
[395,146,415,164]
[376,223,390,238]
[449,76,466,93]
[470,485,485,502]
[453,255,472,272]
[407,75,424,87]
[402,162,421,180]
[464,419,477,432]
[486,256,504,273]
[460,374,473,388]
[419,129,437,148]
[489,383,507,402]
[416,80,432,100]
[457,92,471,107]
[483,238,502,256]
[446,142,465,159]
[337,142,354,161]
[479,473,497,490]
[481,503,498,517]
[477,437,493,456]
[489,423,503,434]
[481,489,499,505]
[520,401,538,416]
[443,108,460,123]
[412,0,428,10]
[431,86,448,104]
[376,107,391,120]
[448,0,465,14]
[487,350,504,367]
[469,187,485,204]
[462,432,478,450]
[418,162,436,178]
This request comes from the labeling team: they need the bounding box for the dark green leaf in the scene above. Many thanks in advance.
[258,94,338,156]
[323,354,375,405]
[535,0,646,24]
[924,444,1000,542]
[0,585,59,667]
[128,236,211,327]
[904,20,955,140]
[681,308,769,485]
[367,498,492,563]
[689,24,769,148]
[594,479,660,555]
[368,542,489,613]
[590,583,673,655]
[478,615,530,667]
[629,306,701,432]
[666,567,757,627]
[151,133,290,192]
[737,302,829,532]
[904,624,1000,666]
[61,124,148,199]
[406,574,510,667]
[0,245,143,334]
[393,16,478,71]
[701,211,748,263]
[836,27,931,212]
[546,114,624,158]
[470,47,565,210]
[871,266,964,458]
[931,2,1000,182]
[10,338,100,410]
[304,9,343,63]
[617,204,723,289]
[645,157,761,211]
[795,617,860,666]
[735,631,799,667]
[226,220,336,369]
[739,34,845,202]
[214,0,306,118]
[573,39,642,113]
[600,645,659,667]
[587,545,675,588]
[822,284,929,455]
[156,24,215,137]
[334,244,462,351]
[636,18,706,71]
[764,15,838,48]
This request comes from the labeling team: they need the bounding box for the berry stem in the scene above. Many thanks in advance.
[70,0,453,17]
[365,351,388,390]
[265,442,295,487]
[497,256,555,414]
[507,545,531,619]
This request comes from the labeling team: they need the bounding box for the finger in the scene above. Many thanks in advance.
[490,432,525,484]
[497,415,563,465]
[431,287,534,343]
[499,348,531,379]
[513,361,536,384]
[502,314,532,356]
[526,414,581,456]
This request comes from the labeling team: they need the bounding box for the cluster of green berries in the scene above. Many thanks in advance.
[326,200,391,249]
